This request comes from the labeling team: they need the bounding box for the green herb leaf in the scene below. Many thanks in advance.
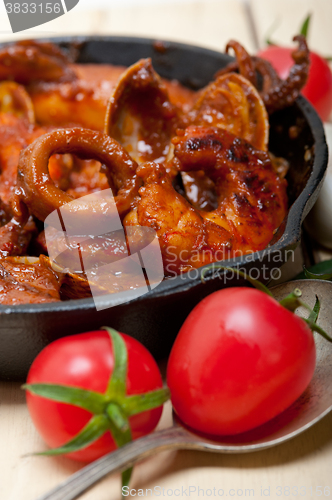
[35,414,110,456]
[22,383,106,414]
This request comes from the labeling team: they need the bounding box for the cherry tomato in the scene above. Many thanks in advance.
[258,45,332,122]
[26,331,164,462]
[167,288,316,436]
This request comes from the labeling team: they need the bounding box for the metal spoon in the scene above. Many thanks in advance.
[36,279,332,500]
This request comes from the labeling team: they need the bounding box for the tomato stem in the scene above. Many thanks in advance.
[105,403,133,492]
[279,288,311,313]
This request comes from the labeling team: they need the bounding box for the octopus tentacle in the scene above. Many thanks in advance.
[216,53,281,94]
[17,128,140,221]
[217,36,310,114]
[261,35,310,113]
[252,57,281,96]
[225,40,257,87]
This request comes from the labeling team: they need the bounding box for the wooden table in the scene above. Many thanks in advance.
[1,1,332,499]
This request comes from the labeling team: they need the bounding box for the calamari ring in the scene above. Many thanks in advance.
[17,128,140,221]
[0,82,35,123]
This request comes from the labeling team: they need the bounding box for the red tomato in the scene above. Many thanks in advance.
[26,331,164,462]
[167,288,316,436]
[258,45,332,122]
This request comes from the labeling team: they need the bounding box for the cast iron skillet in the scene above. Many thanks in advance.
[0,36,328,381]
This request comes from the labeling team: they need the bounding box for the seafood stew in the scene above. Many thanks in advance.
[0,37,327,380]
[0,36,313,305]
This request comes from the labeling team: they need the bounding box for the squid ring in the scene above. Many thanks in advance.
[17,128,140,221]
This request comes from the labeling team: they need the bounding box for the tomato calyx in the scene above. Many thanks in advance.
[201,265,332,341]
[23,327,170,487]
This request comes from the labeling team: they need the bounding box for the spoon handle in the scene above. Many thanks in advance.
[35,426,189,500]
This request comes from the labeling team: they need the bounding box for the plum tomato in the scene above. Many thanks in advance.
[258,45,332,122]
[167,288,316,436]
[26,329,168,462]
